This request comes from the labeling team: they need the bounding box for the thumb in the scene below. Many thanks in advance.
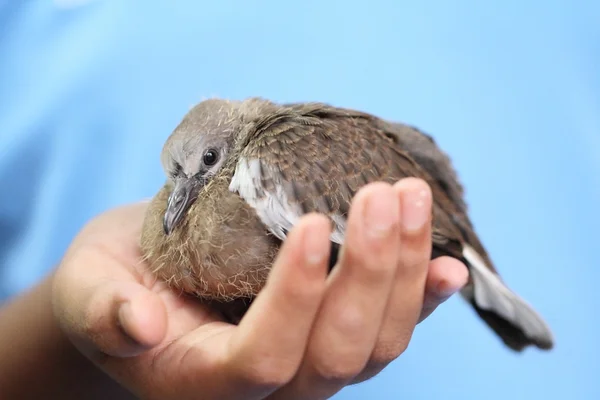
[53,269,167,359]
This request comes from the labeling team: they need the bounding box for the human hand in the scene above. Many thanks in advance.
[52,178,468,400]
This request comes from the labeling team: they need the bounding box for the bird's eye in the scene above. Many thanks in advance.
[203,149,219,166]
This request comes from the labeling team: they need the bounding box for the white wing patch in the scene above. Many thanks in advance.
[462,244,554,345]
[229,157,346,244]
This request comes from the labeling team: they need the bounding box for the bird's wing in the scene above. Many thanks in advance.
[228,105,555,350]
[378,121,502,273]
[375,121,554,349]
[228,103,462,248]
[377,121,468,213]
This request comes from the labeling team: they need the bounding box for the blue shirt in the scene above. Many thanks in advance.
[1,1,598,399]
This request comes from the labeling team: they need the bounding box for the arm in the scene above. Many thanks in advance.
[0,272,135,400]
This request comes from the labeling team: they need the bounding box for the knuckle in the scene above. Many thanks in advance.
[363,254,396,277]
[343,246,396,282]
[281,279,324,309]
[370,340,408,365]
[237,356,297,388]
[398,251,429,276]
[333,305,367,337]
[311,356,365,383]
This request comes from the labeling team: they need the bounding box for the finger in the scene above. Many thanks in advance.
[353,177,432,383]
[222,214,331,400]
[53,246,168,359]
[418,256,469,323]
[273,182,401,400]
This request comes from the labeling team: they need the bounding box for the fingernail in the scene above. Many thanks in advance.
[400,183,431,233]
[304,218,330,266]
[435,280,459,299]
[363,188,399,238]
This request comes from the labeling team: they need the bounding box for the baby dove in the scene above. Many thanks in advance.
[140,97,554,352]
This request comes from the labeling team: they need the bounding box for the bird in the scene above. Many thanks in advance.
[140,97,554,352]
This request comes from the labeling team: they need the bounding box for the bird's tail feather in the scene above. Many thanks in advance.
[461,244,554,351]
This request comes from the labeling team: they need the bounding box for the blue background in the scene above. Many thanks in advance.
[1,1,597,399]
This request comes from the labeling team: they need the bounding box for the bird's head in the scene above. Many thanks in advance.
[159,97,271,235]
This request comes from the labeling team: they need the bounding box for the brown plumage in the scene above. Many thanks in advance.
[140,97,554,352]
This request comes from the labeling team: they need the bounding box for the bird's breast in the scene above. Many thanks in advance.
[140,176,280,301]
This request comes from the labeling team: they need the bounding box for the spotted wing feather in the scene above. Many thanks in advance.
[229,104,462,250]
[228,103,554,352]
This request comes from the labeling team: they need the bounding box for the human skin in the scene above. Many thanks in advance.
[0,178,468,399]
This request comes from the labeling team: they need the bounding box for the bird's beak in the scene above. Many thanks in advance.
[163,178,201,235]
